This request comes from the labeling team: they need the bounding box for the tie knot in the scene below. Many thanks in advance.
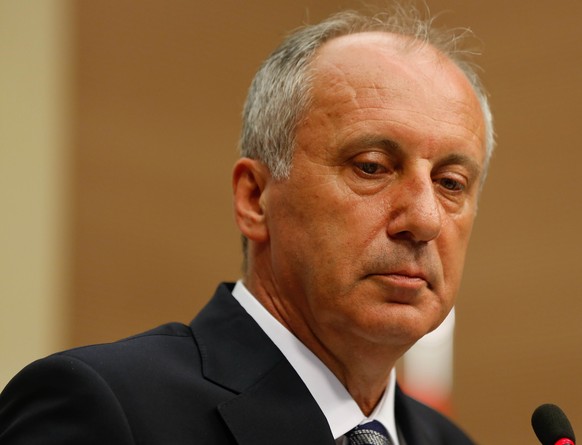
[346,420,393,445]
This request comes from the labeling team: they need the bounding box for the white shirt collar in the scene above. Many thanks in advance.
[232,280,400,444]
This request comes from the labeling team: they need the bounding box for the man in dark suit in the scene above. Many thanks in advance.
[0,4,494,444]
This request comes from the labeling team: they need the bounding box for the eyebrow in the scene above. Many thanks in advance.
[342,135,483,178]
[342,135,402,156]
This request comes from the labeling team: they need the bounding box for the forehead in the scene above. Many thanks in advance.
[305,32,485,153]
[312,32,483,124]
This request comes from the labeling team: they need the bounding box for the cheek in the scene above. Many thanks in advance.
[267,173,391,286]
[438,214,475,292]
[266,187,340,276]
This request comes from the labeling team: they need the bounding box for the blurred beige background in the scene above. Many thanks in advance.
[2,0,582,443]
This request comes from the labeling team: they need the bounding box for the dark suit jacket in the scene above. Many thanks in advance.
[0,283,474,444]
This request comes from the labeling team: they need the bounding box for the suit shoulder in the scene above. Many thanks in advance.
[58,322,194,363]
[0,350,136,444]
[0,322,203,444]
[3,322,200,402]
[70,321,193,349]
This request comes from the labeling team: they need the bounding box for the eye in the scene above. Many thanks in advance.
[437,177,465,192]
[354,162,386,175]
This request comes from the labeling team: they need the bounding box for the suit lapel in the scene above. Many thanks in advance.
[395,384,432,445]
[218,359,334,445]
[190,283,334,445]
[190,283,281,393]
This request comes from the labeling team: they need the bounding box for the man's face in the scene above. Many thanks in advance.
[262,32,486,350]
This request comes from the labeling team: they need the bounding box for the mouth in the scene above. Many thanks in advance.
[367,270,431,291]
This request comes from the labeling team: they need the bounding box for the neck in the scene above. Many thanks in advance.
[297,326,402,416]
[243,270,409,416]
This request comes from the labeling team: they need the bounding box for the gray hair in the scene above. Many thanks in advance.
[240,5,495,179]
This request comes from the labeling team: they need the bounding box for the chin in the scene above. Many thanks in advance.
[354,312,435,348]
[391,306,445,343]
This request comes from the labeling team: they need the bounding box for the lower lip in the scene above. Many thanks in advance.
[370,274,427,290]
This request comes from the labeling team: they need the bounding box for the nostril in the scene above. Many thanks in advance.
[386,194,443,243]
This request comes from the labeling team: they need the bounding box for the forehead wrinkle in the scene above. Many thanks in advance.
[362,103,484,149]
[312,70,483,145]
[338,107,484,152]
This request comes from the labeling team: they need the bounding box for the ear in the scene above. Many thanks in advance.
[232,158,270,244]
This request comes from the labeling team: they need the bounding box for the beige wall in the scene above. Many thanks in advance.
[0,0,70,388]
[3,1,582,443]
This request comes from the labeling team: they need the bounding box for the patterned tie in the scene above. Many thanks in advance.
[345,420,393,445]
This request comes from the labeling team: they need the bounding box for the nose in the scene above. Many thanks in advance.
[386,175,442,243]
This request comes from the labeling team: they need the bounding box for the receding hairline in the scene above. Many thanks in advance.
[303,30,487,147]
[308,30,480,85]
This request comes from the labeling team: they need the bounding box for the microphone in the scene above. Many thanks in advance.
[532,404,576,445]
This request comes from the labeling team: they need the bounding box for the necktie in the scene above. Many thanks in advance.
[345,420,393,445]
